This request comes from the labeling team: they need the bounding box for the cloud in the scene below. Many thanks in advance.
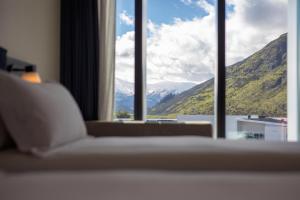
[227,0,287,29]
[180,0,193,5]
[181,0,214,14]
[146,14,216,83]
[116,0,287,84]
[115,31,135,82]
[195,0,215,14]
[119,10,134,26]
[226,0,287,65]
[147,20,157,34]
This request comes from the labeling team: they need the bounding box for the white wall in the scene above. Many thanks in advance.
[288,0,300,141]
[0,0,60,81]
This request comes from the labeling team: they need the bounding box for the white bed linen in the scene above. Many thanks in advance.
[35,136,300,156]
[1,136,300,172]
[1,171,300,200]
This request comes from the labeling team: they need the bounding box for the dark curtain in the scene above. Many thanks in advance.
[60,0,99,120]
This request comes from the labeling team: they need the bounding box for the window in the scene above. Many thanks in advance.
[115,0,294,141]
[115,0,216,122]
[146,0,216,122]
[225,0,288,141]
[115,0,135,119]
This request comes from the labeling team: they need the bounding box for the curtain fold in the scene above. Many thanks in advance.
[60,0,99,121]
[98,0,116,121]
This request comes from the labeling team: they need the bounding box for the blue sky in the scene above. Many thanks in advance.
[115,0,287,84]
[116,0,236,36]
[116,0,216,36]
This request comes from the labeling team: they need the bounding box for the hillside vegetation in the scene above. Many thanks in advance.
[150,33,287,117]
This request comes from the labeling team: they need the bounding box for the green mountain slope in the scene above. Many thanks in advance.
[150,33,287,117]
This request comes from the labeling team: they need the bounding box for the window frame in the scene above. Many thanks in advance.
[132,0,296,140]
[287,0,300,141]
[133,0,226,138]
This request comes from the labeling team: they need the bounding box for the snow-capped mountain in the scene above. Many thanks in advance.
[115,78,196,96]
[148,81,196,95]
[115,78,196,113]
[115,78,134,95]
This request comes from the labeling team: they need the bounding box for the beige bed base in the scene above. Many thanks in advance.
[86,121,212,137]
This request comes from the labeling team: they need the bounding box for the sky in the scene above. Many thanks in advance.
[115,0,288,84]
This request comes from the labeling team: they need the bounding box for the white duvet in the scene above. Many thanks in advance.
[33,136,300,157]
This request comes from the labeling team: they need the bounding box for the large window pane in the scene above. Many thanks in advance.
[146,0,216,123]
[115,0,135,120]
[225,0,288,141]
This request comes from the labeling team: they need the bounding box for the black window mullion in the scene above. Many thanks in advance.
[215,0,226,138]
[134,0,147,120]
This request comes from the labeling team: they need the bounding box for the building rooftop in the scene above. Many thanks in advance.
[242,116,287,125]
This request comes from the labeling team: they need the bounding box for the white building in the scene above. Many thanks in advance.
[237,117,287,142]
[177,115,287,141]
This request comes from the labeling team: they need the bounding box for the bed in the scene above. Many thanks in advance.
[1,170,300,200]
[1,136,300,172]
[1,72,300,199]
[1,136,300,199]
[1,135,300,200]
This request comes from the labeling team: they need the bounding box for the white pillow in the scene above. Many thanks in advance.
[0,71,87,153]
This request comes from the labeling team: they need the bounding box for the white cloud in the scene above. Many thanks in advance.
[195,0,215,13]
[226,0,287,65]
[119,10,134,26]
[146,14,216,83]
[147,20,157,34]
[116,0,288,84]
[115,31,135,82]
[181,0,215,14]
[181,0,193,5]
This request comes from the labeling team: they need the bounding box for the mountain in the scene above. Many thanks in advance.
[115,92,134,113]
[115,78,196,112]
[147,81,196,108]
[150,33,287,117]
[115,78,134,95]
